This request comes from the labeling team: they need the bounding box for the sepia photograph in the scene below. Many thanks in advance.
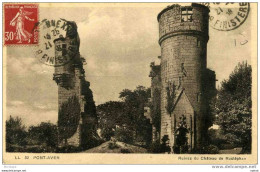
[2,2,257,165]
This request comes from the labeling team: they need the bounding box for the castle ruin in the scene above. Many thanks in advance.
[53,21,98,148]
[150,3,216,153]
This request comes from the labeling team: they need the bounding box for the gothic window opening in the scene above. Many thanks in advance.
[62,43,67,56]
[62,44,67,49]
[197,39,201,47]
[181,7,193,22]
[197,92,201,102]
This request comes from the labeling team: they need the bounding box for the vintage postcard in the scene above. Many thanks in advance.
[2,2,257,164]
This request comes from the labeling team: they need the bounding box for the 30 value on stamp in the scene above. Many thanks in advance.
[4,3,39,45]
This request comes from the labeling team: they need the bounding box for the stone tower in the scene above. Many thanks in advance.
[157,3,216,152]
[53,22,98,148]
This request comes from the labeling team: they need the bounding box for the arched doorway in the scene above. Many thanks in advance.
[174,114,189,154]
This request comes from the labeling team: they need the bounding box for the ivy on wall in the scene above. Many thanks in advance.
[58,95,81,144]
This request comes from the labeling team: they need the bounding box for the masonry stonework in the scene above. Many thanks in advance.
[53,22,98,148]
[149,62,161,142]
[156,3,216,152]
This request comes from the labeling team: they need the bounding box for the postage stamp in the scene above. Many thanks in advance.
[4,4,39,45]
[201,2,250,31]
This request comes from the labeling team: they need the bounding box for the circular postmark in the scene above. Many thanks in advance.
[201,2,250,31]
[34,18,78,67]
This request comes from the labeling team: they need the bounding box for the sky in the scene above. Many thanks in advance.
[5,3,252,127]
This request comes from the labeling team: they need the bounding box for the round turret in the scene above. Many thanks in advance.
[158,3,209,45]
[158,3,210,150]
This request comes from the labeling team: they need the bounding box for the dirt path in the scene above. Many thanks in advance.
[82,141,147,153]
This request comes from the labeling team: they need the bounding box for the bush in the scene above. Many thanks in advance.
[114,128,133,144]
[161,135,171,153]
[221,143,236,150]
[173,145,188,154]
[101,127,114,141]
[55,145,83,153]
[148,136,172,153]
[208,129,228,149]
[6,116,27,146]
[201,144,219,154]
[81,132,104,150]
[27,122,58,147]
[108,141,119,149]
[120,148,130,153]
[6,144,57,153]
[6,144,15,152]
[25,145,56,153]
[148,140,162,153]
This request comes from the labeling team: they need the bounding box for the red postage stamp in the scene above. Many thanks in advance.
[4,4,39,45]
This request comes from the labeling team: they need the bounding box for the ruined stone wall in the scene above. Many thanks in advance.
[53,33,97,148]
[149,63,161,141]
[158,3,210,149]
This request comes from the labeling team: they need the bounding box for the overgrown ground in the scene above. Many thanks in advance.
[83,141,147,153]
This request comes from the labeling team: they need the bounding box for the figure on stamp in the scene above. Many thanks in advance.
[9,6,35,43]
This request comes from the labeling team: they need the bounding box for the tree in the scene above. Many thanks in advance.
[28,122,58,147]
[215,62,251,152]
[97,86,152,146]
[97,101,127,141]
[6,116,27,146]
[114,127,133,143]
[119,86,152,145]
[58,95,81,144]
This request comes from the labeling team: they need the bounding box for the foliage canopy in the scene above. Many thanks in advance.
[215,62,252,152]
